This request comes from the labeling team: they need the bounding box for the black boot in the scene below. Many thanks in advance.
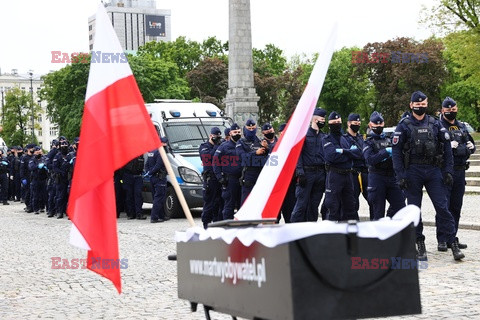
[437,242,448,252]
[57,213,64,219]
[136,214,146,220]
[47,212,55,218]
[416,239,427,261]
[450,241,465,260]
[447,237,467,250]
[3,201,9,205]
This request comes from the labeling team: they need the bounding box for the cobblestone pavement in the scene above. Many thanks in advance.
[1,197,479,319]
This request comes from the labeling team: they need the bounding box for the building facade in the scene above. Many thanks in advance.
[88,0,171,51]
[0,70,57,150]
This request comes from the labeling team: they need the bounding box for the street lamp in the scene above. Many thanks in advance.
[28,70,35,143]
[0,87,4,125]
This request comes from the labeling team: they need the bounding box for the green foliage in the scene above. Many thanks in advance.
[186,57,228,108]
[422,0,480,35]
[317,47,370,128]
[357,37,447,126]
[3,87,41,146]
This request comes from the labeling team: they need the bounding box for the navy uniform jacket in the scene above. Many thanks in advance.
[392,115,453,180]
[45,148,59,171]
[363,133,394,172]
[20,154,32,180]
[439,116,476,167]
[199,141,218,174]
[213,140,242,180]
[323,133,359,169]
[28,155,48,181]
[52,152,70,180]
[145,149,166,176]
[236,136,269,168]
[343,132,367,170]
[296,127,325,175]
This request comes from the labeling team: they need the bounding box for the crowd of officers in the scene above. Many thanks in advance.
[0,136,78,219]
[200,91,475,262]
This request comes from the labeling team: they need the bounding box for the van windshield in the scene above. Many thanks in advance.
[163,120,230,153]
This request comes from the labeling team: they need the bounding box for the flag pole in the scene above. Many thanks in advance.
[158,145,196,227]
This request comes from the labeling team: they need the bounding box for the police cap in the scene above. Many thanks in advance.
[328,111,341,121]
[230,123,241,131]
[261,123,272,131]
[210,127,221,135]
[245,119,256,126]
[348,113,361,122]
[411,91,427,102]
[442,97,456,108]
[278,123,287,133]
[313,108,327,117]
[369,111,384,124]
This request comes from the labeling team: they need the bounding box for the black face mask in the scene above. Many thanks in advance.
[212,136,222,145]
[329,123,342,134]
[412,107,427,116]
[36,154,42,159]
[371,126,384,135]
[350,124,360,133]
[264,132,275,140]
[231,134,241,142]
[61,146,69,154]
[444,111,457,121]
[316,121,325,129]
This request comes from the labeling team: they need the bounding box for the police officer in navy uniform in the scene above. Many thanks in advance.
[343,113,370,219]
[214,123,243,220]
[28,146,48,214]
[437,97,475,251]
[261,123,277,149]
[363,111,405,220]
[392,91,464,261]
[199,127,223,228]
[323,111,359,221]
[122,153,146,220]
[45,140,59,217]
[53,140,71,219]
[277,123,295,223]
[290,108,327,222]
[236,119,269,204]
[20,144,35,212]
[0,150,9,205]
[7,148,14,201]
[11,146,23,202]
[144,138,168,223]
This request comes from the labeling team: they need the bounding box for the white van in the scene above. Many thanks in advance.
[142,100,232,218]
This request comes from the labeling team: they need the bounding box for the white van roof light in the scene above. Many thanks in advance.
[154,99,192,103]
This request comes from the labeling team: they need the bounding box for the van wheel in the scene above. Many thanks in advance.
[165,186,184,219]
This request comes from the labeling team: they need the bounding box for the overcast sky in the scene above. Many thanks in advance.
[0,0,437,77]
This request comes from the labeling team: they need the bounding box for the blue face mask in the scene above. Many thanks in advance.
[243,127,257,140]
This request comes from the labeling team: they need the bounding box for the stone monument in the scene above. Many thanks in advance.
[224,0,259,127]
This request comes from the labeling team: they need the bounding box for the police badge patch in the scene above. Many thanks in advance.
[392,136,399,145]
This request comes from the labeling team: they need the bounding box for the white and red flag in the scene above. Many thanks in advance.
[67,4,160,293]
[234,24,338,220]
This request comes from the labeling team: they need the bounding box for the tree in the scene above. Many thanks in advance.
[422,0,480,35]
[442,30,480,129]
[3,88,42,146]
[356,37,447,126]
[317,47,371,127]
[186,57,228,108]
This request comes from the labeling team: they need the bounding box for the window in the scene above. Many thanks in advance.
[38,114,42,122]
[89,24,93,31]
[38,129,42,137]
[50,127,58,136]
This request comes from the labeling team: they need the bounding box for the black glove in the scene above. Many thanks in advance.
[297,174,307,187]
[443,172,453,187]
[398,178,408,190]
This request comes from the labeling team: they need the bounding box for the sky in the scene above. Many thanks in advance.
[0,0,438,78]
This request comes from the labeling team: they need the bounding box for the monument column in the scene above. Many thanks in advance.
[224,0,259,127]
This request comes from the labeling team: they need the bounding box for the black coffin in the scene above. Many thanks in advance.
[176,223,421,320]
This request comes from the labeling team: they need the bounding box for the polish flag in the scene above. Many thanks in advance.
[235,24,338,220]
[67,4,160,293]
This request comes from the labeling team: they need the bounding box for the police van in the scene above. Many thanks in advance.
[142,100,231,219]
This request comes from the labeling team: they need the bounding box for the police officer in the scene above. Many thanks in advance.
[45,140,59,217]
[363,111,405,220]
[199,127,223,228]
[144,138,168,223]
[214,123,243,220]
[53,140,71,219]
[7,148,14,201]
[123,153,146,220]
[261,123,278,148]
[11,146,23,202]
[224,128,231,142]
[392,91,464,261]
[236,119,270,204]
[20,144,35,212]
[343,113,370,219]
[28,146,48,214]
[277,123,295,223]
[0,150,9,205]
[290,109,327,222]
[323,111,359,221]
[437,97,475,251]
